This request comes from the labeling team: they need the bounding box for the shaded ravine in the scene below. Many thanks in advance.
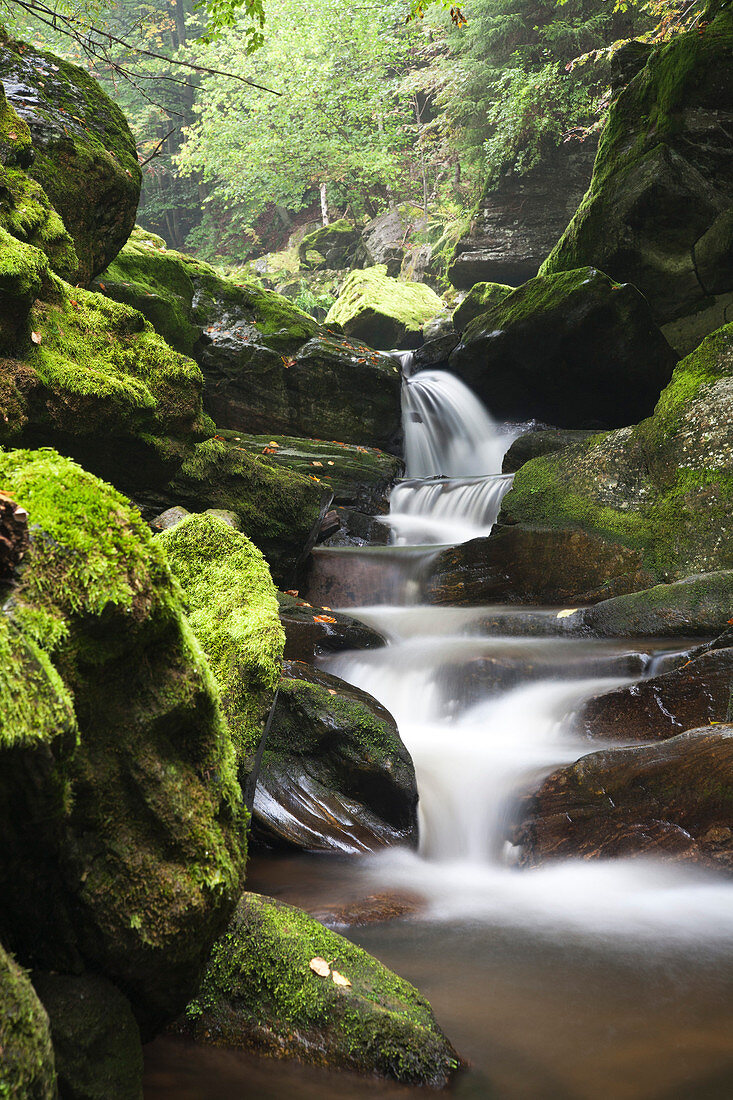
[145,366,733,1099]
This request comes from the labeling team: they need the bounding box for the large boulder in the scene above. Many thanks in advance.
[182,892,460,1086]
[575,647,733,742]
[357,208,409,276]
[448,139,597,289]
[579,571,733,637]
[0,946,55,1100]
[251,661,418,853]
[452,280,513,331]
[154,513,284,767]
[500,321,733,584]
[540,10,733,352]
[298,219,360,270]
[95,229,403,451]
[514,726,733,872]
[448,267,677,427]
[0,450,247,1033]
[0,31,141,283]
[325,265,445,350]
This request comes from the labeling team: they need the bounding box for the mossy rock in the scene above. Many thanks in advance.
[33,971,143,1100]
[452,281,513,331]
[0,946,55,1100]
[184,892,460,1086]
[298,219,360,270]
[0,448,247,1033]
[0,30,141,283]
[500,320,733,582]
[155,513,284,765]
[540,9,733,344]
[579,571,733,637]
[155,435,330,587]
[325,265,445,350]
[220,431,403,513]
[252,660,418,853]
[0,160,77,280]
[449,267,677,428]
[0,81,32,168]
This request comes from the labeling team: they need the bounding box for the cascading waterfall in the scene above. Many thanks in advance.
[318,362,733,939]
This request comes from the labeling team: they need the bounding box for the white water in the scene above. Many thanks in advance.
[319,368,733,944]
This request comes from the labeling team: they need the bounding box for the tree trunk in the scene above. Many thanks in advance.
[320,183,330,226]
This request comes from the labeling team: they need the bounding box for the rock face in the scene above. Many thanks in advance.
[183,892,460,1087]
[0,946,56,1100]
[325,265,445,350]
[575,647,733,742]
[298,219,360,269]
[95,229,403,451]
[427,524,654,606]
[357,209,408,276]
[448,139,597,289]
[0,450,247,1034]
[501,321,733,583]
[449,268,677,427]
[540,10,733,352]
[252,661,418,853]
[514,726,733,872]
[502,429,598,473]
[154,513,285,766]
[33,972,143,1100]
[579,571,733,637]
[0,30,141,283]
[277,592,386,663]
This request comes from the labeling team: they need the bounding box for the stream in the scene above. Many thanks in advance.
[145,364,733,1098]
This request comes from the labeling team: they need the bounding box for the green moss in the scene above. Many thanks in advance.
[0,83,32,168]
[325,265,444,348]
[298,220,359,270]
[0,165,77,280]
[156,513,284,762]
[0,612,77,752]
[453,280,514,331]
[0,947,56,1100]
[186,892,459,1087]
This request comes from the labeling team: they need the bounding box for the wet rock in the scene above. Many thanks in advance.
[150,505,190,532]
[0,945,55,1100]
[0,31,140,283]
[298,220,360,270]
[204,507,241,529]
[277,592,386,663]
[306,545,440,608]
[321,505,392,547]
[540,10,733,351]
[502,429,598,473]
[575,648,733,742]
[514,725,733,872]
[252,661,418,854]
[579,572,733,638]
[325,265,445,350]
[310,891,423,929]
[448,139,597,289]
[427,524,654,606]
[357,208,408,275]
[33,972,143,1100]
[182,892,460,1087]
[410,332,461,371]
[449,268,677,428]
[221,432,403,513]
[501,323,733,583]
[0,450,247,1034]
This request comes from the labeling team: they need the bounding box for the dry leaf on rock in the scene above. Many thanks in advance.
[309,957,331,977]
[332,970,351,987]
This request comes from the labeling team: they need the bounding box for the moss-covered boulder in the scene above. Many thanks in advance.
[514,726,733,872]
[0,30,141,283]
[540,9,733,351]
[325,265,445,350]
[298,219,360,270]
[157,436,330,587]
[579,571,733,637]
[0,946,56,1100]
[33,971,143,1100]
[183,892,460,1086]
[223,431,403,513]
[501,429,598,473]
[452,281,513,331]
[95,230,403,451]
[252,661,418,853]
[0,449,247,1033]
[500,320,733,583]
[155,513,284,767]
[356,209,409,276]
[448,267,677,427]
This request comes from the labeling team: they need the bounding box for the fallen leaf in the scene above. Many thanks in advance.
[310,957,330,977]
[312,460,323,467]
[327,460,335,465]
[556,609,577,619]
[314,614,337,624]
[285,590,299,596]
[327,689,337,695]
[30,331,42,344]
[332,970,351,987]
[268,441,280,447]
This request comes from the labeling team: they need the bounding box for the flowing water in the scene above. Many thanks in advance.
[145,366,733,1099]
